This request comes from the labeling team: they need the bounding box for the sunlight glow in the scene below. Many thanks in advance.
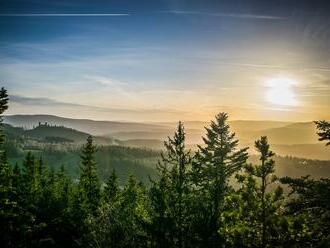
[265,77,298,106]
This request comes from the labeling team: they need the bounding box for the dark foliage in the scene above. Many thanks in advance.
[315,120,330,146]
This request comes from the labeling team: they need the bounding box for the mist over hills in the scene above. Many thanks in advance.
[4,115,293,136]
[4,114,329,159]
[3,114,168,135]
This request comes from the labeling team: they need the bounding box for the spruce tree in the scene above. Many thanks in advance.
[21,152,37,193]
[221,137,286,248]
[280,176,330,246]
[0,87,8,146]
[103,169,119,203]
[11,163,21,191]
[150,121,191,247]
[79,135,101,214]
[247,137,284,247]
[193,112,248,246]
[0,151,15,247]
[149,155,173,247]
[0,87,10,198]
[255,137,275,247]
[0,88,16,247]
[166,121,191,248]
[315,120,330,145]
[123,175,150,246]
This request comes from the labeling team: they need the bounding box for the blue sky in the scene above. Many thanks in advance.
[1,0,329,121]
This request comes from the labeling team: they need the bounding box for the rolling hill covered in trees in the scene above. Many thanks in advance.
[4,115,329,160]
[3,118,330,184]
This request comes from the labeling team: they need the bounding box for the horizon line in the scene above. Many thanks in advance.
[3,113,318,124]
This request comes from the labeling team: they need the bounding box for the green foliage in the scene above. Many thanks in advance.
[79,136,101,214]
[44,136,74,143]
[25,123,90,143]
[0,89,16,246]
[88,175,150,248]
[103,169,119,203]
[222,136,286,248]
[149,122,192,247]
[192,112,249,245]
[280,176,330,246]
[1,88,329,247]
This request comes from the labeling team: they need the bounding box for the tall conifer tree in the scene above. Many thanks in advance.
[0,87,14,246]
[193,112,248,246]
[0,87,8,147]
[247,137,283,247]
[151,121,191,247]
[79,136,100,214]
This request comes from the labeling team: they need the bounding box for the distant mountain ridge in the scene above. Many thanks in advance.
[4,114,295,137]
[3,114,319,144]
[3,114,329,159]
[3,114,169,135]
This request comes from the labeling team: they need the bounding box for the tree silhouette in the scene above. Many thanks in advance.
[193,112,248,246]
[79,136,101,214]
[315,120,330,146]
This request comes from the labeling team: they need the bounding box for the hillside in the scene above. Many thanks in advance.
[117,139,164,149]
[3,122,114,145]
[3,114,168,135]
[25,123,89,143]
[7,144,159,185]
[2,123,25,139]
[4,114,328,159]
[2,115,297,140]
[6,140,330,184]
[3,120,330,183]
[271,144,330,160]
[248,122,318,145]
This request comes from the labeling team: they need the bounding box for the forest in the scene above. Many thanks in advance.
[1,87,330,248]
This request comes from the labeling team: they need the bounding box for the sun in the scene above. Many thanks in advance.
[265,77,297,106]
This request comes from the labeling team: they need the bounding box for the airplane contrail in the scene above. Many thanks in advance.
[0,13,130,17]
[160,10,287,20]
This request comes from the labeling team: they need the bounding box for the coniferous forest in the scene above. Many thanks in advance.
[1,87,330,248]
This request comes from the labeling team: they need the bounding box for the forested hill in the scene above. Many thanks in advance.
[3,122,114,145]
[4,114,329,160]
[4,121,330,184]
[5,124,330,184]
[3,114,168,135]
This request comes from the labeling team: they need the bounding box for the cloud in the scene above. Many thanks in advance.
[0,13,130,17]
[10,95,185,115]
[86,76,128,87]
[161,10,287,20]
[206,61,330,72]
[11,95,79,107]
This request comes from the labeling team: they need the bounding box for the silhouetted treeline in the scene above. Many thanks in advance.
[1,87,329,247]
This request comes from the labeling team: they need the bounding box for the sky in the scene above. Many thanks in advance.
[0,0,329,122]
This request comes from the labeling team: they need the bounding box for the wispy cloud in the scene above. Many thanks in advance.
[161,10,287,20]
[213,61,330,72]
[11,95,81,107]
[0,13,130,17]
